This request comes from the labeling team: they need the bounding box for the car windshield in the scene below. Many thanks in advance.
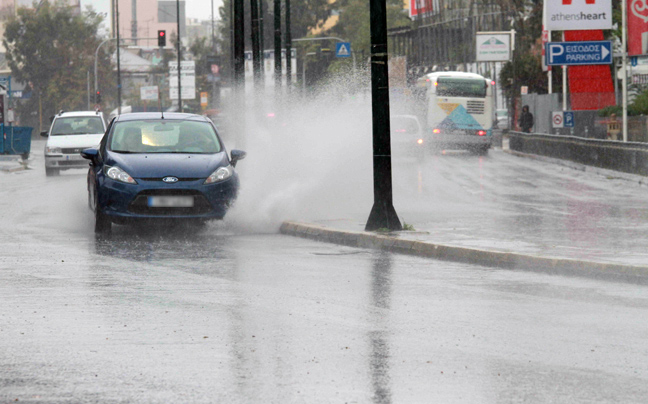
[436,77,487,98]
[51,116,105,135]
[109,119,222,154]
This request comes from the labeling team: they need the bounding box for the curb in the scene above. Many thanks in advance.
[280,221,648,284]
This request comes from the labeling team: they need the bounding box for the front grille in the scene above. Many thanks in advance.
[128,189,212,215]
[466,101,485,115]
[62,147,89,154]
[140,178,202,182]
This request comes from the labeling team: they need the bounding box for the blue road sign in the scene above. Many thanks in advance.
[564,111,574,128]
[335,42,351,58]
[546,41,612,66]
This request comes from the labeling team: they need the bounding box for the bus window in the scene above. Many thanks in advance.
[436,78,487,98]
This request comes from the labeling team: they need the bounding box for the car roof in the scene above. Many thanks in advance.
[55,111,104,118]
[113,112,209,122]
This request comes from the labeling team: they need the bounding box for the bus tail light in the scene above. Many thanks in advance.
[477,130,487,136]
[432,128,441,134]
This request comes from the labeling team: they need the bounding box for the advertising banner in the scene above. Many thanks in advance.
[628,0,648,56]
[476,32,511,61]
[545,0,613,30]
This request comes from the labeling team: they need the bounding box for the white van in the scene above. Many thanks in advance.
[41,111,107,176]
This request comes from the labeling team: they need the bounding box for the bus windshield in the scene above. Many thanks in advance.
[436,77,487,98]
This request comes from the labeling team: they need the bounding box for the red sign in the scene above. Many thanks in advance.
[628,0,648,56]
[409,0,434,18]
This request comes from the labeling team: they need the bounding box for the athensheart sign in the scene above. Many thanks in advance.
[545,0,613,30]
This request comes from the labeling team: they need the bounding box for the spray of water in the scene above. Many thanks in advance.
[224,68,380,233]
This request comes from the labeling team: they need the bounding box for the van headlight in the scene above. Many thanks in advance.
[204,165,233,184]
[104,165,137,184]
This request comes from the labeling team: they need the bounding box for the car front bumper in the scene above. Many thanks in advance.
[45,154,90,169]
[96,175,240,223]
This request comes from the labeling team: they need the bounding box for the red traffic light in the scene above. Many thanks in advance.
[157,30,166,47]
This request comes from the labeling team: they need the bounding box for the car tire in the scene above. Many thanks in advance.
[45,167,59,176]
[94,192,112,234]
[21,152,29,160]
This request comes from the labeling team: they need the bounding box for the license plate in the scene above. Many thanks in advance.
[148,196,194,207]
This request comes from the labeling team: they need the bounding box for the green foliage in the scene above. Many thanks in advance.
[3,3,111,128]
[630,90,648,116]
[402,222,415,231]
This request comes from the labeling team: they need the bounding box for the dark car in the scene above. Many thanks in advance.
[81,112,246,234]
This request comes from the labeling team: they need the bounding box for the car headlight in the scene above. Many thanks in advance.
[204,165,233,184]
[104,165,137,184]
[46,147,62,154]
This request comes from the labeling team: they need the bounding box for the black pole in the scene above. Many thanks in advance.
[365,0,401,232]
[116,0,121,114]
[285,0,291,92]
[251,0,262,88]
[259,0,265,72]
[234,0,245,87]
[274,0,281,89]
[177,0,182,112]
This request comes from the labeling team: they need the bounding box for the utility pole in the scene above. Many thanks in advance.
[116,0,122,114]
[251,0,262,89]
[365,0,401,231]
[176,0,182,112]
[274,0,282,89]
[285,0,291,92]
[234,0,245,146]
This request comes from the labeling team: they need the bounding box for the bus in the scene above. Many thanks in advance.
[415,71,495,155]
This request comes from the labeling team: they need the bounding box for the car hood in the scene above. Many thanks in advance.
[47,134,104,148]
[106,152,230,179]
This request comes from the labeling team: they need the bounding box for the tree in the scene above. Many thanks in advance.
[3,2,113,129]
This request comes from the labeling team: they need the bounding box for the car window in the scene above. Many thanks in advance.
[109,120,222,154]
[51,116,105,135]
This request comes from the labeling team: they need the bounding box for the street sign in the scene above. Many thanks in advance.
[169,61,196,100]
[552,111,564,128]
[140,86,159,101]
[335,42,351,58]
[476,32,511,62]
[564,111,574,128]
[552,111,575,128]
[546,41,612,66]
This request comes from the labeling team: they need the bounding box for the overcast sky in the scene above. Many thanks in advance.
[81,0,224,23]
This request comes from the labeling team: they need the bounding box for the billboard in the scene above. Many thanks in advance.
[545,0,612,30]
[628,0,648,56]
[409,0,437,18]
[476,33,511,61]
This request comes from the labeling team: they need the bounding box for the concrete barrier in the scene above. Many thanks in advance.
[507,131,648,177]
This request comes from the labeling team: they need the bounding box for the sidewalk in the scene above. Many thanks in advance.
[0,155,28,173]
[280,149,648,284]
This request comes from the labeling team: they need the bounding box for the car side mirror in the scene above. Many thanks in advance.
[40,131,49,137]
[81,148,99,164]
[230,149,246,167]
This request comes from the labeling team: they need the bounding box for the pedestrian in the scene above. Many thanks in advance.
[519,105,534,133]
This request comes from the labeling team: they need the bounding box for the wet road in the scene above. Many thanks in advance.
[1,142,648,402]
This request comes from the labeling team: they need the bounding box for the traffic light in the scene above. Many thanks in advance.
[158,30,166,47]
[95,91,101,104]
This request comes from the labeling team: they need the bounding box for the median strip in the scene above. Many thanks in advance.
[280,221,648,283]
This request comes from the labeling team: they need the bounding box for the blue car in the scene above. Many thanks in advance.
[81,112,246,234]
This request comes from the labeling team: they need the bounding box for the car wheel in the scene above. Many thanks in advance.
[45,167,59,176]
[94,192,112,234]
[21,152,29,160]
